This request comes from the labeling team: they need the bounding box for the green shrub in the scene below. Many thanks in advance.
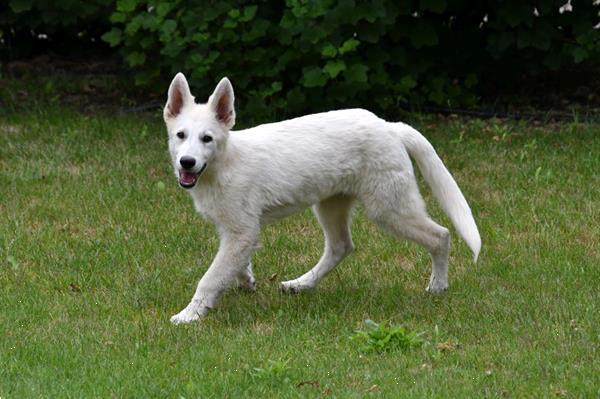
[102,0,599,121]
[101,1,471,119]
[3,1,598,121]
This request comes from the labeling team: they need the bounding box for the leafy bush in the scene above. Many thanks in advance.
[3,1,599,120]
[102,0,599,121]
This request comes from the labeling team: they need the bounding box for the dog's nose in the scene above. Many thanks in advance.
[179,156,196,170]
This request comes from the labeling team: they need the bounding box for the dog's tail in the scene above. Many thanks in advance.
[397,123,481,262]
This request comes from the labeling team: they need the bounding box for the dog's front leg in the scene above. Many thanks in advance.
[170,231,258,324]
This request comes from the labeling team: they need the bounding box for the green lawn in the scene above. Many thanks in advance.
[0,107,598,397]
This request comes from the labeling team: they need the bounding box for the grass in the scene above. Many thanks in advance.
[0,104,598,398]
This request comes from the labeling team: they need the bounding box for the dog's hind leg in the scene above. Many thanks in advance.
[363,176,451,292]
[280,195,355,293]
[385,216,450,292]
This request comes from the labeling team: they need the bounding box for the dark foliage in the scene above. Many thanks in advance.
[2,0,599,120]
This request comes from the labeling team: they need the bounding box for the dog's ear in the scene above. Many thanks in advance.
[164,73,194,121]
[208,77,235,129]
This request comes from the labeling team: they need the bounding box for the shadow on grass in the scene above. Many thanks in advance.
[210,276,456,330]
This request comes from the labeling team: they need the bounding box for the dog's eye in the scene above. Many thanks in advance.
[201,135,213,143]
[176,131,185,139]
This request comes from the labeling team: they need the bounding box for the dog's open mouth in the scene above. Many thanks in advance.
[178,164,207,188]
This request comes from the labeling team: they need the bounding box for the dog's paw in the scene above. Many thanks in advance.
[237,275,257,291]
[426,276,449,293]
[279,279,313,294]
[170,306,208,325]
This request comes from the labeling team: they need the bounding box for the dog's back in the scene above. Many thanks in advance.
[224,109,410,212]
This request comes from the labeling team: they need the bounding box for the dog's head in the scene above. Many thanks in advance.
[163,73,235,189]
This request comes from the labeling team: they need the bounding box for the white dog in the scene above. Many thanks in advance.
[163,73,481,324]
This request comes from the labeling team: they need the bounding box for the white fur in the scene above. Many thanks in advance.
[163,74,481,324]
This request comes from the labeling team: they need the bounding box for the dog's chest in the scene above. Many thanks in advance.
[190,188,222,223]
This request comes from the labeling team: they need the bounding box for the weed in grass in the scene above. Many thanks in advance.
[250,359,291,383]
[490,120,513,141]
[534,166,543,181]
[519,137,538,161]
[6,255,20,271]
[450,130,465,145]
[350,319,425,353]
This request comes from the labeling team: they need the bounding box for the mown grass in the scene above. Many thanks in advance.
[0,106,598,398]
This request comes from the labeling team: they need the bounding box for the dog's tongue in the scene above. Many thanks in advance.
[179,171,197,186]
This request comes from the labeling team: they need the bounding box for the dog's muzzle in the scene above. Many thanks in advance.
[178,163,207,188]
